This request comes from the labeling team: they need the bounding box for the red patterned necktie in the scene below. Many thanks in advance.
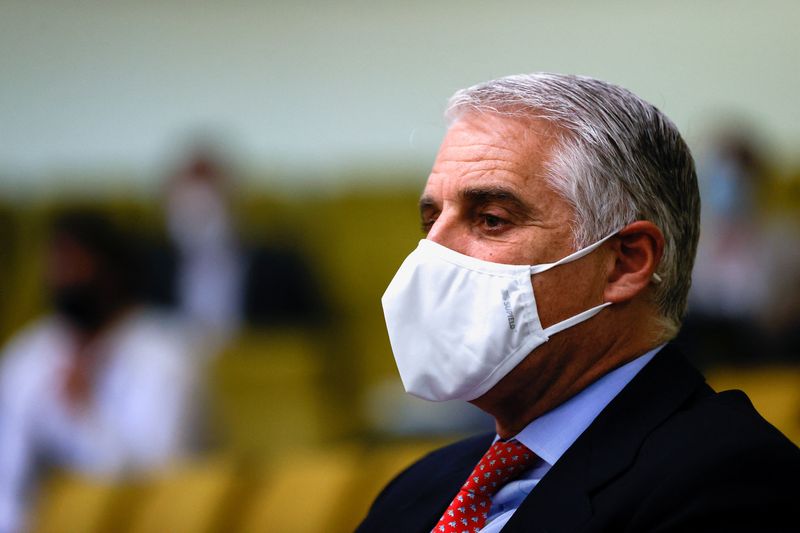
[433,440,536,533]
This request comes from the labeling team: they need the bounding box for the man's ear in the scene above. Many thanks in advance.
[604,221,664,303]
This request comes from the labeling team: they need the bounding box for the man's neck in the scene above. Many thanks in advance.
[473,311,662,439]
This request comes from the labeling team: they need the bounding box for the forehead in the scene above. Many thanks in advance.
[423,113,563,203]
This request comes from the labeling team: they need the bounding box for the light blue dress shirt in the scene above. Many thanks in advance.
[479,345,663,533]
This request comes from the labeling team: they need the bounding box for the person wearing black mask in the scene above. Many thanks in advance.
[48,212,140,335]
[0,210,201,533]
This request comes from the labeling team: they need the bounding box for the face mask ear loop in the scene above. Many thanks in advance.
[541,302,613,337]
[528,230,619,338]
[528,231,618,275]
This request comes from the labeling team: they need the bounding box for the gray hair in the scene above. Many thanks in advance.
[446,73,700,337]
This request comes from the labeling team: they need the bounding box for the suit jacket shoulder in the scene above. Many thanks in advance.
[506,345,800,532]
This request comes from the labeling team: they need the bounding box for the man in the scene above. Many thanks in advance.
[150,145,327,344]
[357,74,799,532]
[0,211,202,533]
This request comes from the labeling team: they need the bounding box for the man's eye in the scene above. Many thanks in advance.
[480,214,507,229]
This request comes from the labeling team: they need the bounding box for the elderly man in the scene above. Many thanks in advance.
[357,74,799,532]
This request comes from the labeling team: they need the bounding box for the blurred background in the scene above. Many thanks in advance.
[1,1,799,532]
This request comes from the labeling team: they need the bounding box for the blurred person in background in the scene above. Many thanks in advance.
[679,129,800,365]
[159,146,245,343]
[358,73,799,532]
[0,211,203,533]
[148,145,326,345]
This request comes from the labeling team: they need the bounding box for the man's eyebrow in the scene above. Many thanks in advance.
[419,195,438,215]
[459,186,534,215]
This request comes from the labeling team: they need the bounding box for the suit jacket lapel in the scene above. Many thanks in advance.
[503,345,707,533]
[391,433,495,533]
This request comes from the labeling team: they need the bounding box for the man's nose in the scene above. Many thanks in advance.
[426,211,468,255]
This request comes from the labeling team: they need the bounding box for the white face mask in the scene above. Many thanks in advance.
[167,182,233,253]
[381,233,616,402]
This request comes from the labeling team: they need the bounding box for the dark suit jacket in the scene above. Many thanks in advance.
[356,345,800,532]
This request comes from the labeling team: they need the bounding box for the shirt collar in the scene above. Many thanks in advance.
[508,344,664,466]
